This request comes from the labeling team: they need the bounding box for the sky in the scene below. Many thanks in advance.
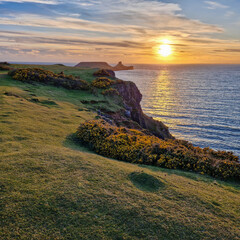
[0,0,240,64]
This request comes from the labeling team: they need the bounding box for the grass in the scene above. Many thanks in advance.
[10,64,98,83]
[129,172,165,192]
[0,66,240,239]
[0,67,122,112]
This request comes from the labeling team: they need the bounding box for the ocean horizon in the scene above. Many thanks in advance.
[9,61,240,67]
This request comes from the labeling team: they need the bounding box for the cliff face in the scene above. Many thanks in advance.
[113,80,174,140]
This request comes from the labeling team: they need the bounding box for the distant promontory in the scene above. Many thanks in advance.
[75,61,134,71]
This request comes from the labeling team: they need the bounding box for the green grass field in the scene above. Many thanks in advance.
[0,66,240,239]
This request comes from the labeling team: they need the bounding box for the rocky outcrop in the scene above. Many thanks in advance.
[109,80,174,140]
[75,61,134,71]
[113,62,134,71]
[93,69,115,78]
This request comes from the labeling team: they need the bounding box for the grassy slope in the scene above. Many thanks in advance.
[10,64,97,83]
[0,66,240,240]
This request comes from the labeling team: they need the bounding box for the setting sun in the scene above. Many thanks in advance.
[158,44,172,57]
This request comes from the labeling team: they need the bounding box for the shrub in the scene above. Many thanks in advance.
[78,79,90,90]
[93,69,111,77]
[9,68,90,91]
[0,61,10,65]
[76,120,240,181]
[92,77,113,89]
[0,64,12,71]
[102,88,119,96]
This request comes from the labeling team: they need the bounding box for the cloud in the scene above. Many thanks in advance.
[0,0,99,5]
[183,38,224,44]
[0,0,238,63]
[225,11,234,18]
[205,1,229,9]
[0,30,146,48]
[0,12,223,39]
[0,30,32,35]
[214,49,240,53]
[0,0,58,4]
[0,0,224,39]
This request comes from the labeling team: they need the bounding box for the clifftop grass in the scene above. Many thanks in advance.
[0,65,240,239]
[0,66,122,113]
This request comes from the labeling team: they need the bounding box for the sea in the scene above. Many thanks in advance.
[116,64,240,157]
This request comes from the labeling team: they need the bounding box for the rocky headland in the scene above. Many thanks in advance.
[75,61,134,71]
[107,79,174,139]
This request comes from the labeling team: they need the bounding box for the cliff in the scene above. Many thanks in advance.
[100,79,174,140]
[115,80,174,139]
[75,61,134,71]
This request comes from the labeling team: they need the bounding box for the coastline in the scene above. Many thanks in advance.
[116,65,240,157]
[3,63,239,180]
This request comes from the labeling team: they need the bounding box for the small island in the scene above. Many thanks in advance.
[75,61,134,71]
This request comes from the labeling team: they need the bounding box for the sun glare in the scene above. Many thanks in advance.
[158,44,172,57]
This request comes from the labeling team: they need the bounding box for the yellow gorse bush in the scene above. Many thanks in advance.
[102,88,119,96]
[93,69,111,77]
[9,68,90,90]
[91,77,114,89]
[76,120,240,181]
[10,68,73,81]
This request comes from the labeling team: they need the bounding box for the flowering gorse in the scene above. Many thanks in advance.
[91,77,114,89]
[77,120,240,181]
[9,68,90,90]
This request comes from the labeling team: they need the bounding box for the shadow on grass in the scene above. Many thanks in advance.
[29,98,60,108]
[129,171,165,192]
[63,133,93,153]
[138,164,240,191]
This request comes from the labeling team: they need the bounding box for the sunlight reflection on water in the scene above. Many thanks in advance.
[116,64,240,156]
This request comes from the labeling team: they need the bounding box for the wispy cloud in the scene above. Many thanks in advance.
[0,12,223,38]
[225,11,234,18]
[205,1,229,9]
[0,0,239,63]
[214,48,240,53]
[0,0,58,4]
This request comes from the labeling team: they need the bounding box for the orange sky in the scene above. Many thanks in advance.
[0,0,240,64]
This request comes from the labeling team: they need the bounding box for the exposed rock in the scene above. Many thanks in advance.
[105,70,115,77]
[93,69,116,78]
[112,80,174,140]
[113,61,134,71]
